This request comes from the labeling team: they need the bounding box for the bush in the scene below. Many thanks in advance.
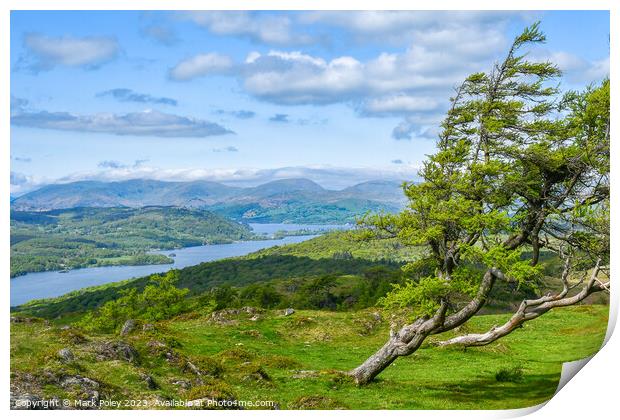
[78,271,189,332]
[495,366,524,383]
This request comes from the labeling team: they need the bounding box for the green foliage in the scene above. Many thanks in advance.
[379,276,450,317]
[79,271,189,332]
[361,23,609,318]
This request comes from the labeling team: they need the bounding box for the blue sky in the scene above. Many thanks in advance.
[10,10,610,194]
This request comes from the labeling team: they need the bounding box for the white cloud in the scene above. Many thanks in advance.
[527,49,609,84]
[28,164,420,192]
[362,95,440,115]
[11,109,233,138]
[298,11,532,45]
[21,33,119,71]
[178,11,312,45]
[169,53,234,81]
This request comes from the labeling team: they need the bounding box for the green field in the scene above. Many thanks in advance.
[10,304,608,410]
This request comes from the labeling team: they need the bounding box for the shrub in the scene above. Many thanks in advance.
[495,366,524,383]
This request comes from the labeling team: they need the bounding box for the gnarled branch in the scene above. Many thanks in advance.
[436,259,607,347]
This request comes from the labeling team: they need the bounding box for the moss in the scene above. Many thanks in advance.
[185,380,236,401]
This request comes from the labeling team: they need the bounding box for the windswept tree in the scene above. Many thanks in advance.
[349,23,610,385]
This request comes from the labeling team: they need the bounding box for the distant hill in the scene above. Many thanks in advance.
[11,178,408,223]
[10,206,253,277]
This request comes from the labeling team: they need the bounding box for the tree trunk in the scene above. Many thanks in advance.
[348,339,402,385]
[349,302,448,385]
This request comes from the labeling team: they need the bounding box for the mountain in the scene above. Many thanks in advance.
[10,180,241,210]
[340,180,406,204]
[11,178,408,223]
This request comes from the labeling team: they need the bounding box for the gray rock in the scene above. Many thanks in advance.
[142,323,155,331]
[96,341,138,363]
[10,392,42,410]
[120,319,136,336]
[170,379,192,390]
[57,348,74,362]
[61,375,100,390]
[283,308,295,316]
[184,360,202,376]
[10,316,35,324]
[60,375,101,408]
[140,373,158,390]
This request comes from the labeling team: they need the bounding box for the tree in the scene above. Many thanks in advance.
[80,270,189,332]
[349,23,610,385]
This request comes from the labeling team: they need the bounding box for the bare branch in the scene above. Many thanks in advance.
[436,259,607,347]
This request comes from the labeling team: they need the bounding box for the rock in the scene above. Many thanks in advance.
[139,373,158,390]
[120,319,136,336]
[170,379,192,390]
[291,370,319,379]
[61,375,99,390]
[10,316,36,324]
[96,341,138,363]
[184,361,202,377]
[142,323,155,331]
[57,348,74,363]
[10,392,44,410]
[60,325,71,330]
[371,312,382,322]
[283,308,295,316]
[241,306,261,315]
[60,375,100,408]
[249,315,260,321]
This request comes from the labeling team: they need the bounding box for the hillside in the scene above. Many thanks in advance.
[12,230,557,318]
[10,207,253,277]
[11,178,407,223]
[10,305,608,409]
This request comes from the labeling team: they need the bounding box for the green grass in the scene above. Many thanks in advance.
[10,304,608,409]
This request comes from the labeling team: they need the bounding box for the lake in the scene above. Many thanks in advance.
[10,223,346,306]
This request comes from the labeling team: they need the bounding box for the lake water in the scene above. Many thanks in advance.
[248,222,350,235]
[10,223,347,306]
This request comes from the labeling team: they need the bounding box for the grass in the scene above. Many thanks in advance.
[10,304,608,410]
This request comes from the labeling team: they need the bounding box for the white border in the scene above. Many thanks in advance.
[3,1,617,419]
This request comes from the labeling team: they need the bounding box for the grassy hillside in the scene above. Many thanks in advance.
[247,230,421,261]
[10,305,608,409]
[12,256,402,318]
[10,207,253,277]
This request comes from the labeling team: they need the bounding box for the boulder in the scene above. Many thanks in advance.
[57,348,75,363]
[283,308,295,316]
[10,392,43,410]
[170,379,192,390]
[120,319,136,336]
[96,341,138,363]
[60,375,100,408]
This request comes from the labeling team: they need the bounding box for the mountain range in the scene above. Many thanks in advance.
[11,178,408,223]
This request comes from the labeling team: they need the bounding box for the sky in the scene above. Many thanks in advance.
[10,10,610,194]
